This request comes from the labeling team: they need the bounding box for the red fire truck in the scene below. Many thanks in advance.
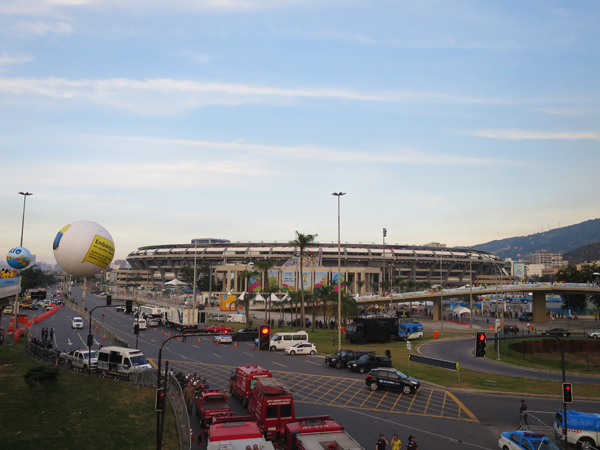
[204,417,276,450]
[248,378,295,440]
[231,364,273,407]
[195,389,233,428]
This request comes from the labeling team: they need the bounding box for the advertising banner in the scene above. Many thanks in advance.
[332,271,346,292]
[513,262,525,278]
[248,274,261,292]
[314,271,329,289]
[301,271,312,291]
[282,271,296,292]
[268,270,279,289]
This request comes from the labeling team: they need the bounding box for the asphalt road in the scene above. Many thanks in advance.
[6,287,600,450]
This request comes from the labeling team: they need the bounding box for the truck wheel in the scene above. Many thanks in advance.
[270,346,276,352]
[402,385,412,395]
[382,336,390,344]
[336,361,343,370]
[578,438,595,450]
[68,361,73,369]
[359,337,366,345]
[369,382,379,391]
[83,365,88,372]
[359,367,365,373]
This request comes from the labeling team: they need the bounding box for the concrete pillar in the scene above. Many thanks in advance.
[532,291,546,322]
[432,298,442,321]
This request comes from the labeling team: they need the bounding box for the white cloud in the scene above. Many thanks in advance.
[538,108,593,116]
[470,129,600,140]
[177,50,212,64]
[0,53,33,65]
[14,21,73,35]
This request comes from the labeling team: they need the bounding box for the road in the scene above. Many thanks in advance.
[5,286,600,450]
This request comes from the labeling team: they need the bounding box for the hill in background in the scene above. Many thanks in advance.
[563,242,600,265]
[473,218,600,261]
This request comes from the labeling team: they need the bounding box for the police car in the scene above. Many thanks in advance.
[284,342,317,356]
[365,368,420,394]
[214,334,233,344]
[498,431,561,450]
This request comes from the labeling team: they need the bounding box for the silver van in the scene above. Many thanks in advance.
[269,331,309,351]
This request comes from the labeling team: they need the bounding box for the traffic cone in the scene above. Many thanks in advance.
[216,339,219,346]
[96,327,98,331]
[168,332,171,337]
[252,343,255,350]
[161,330,164,335]
[175,336,178,340]
[198,338,201,344]
[154,328,157,333]
[234,342,237,348]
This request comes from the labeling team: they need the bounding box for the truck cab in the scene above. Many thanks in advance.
[231,364,273,406]
[196,389,233,428]
[397,323,423,340]
[283,417,365,450]
[554,410,600,450]
[204,418,275,450]
[248,378,295,440]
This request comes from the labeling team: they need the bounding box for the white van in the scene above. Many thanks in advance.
[133,318,147,330]
[97,346,152,378]
[227,314,246,323]
[269,331,309,351]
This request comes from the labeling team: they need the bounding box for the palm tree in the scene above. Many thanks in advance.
[254,259,278,320]
[289,231,318,329]
[238,269,258,326]
[356,280,365,296]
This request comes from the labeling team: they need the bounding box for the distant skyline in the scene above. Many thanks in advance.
[1,1,599,265]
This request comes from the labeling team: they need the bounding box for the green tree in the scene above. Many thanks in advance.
[237,269,258,326]
[254,259,279,320]
[556,264,600,311]
[356,280,366,295]
[290,231,318,329]
[20,265,56,294]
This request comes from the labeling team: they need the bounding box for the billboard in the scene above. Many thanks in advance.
[332,271,346,292]
[314,271,329,289]
[513,262,525,278]
[268,270,279,289]
[301,271,312,291]
[282,270,296,292]
[248,274,261,292]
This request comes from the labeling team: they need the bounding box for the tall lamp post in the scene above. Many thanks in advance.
[382,228,387,298]
[332,192,346,351]
[469,247,473,329]
[18,191,33,246]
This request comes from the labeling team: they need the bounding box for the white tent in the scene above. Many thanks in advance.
[255,293,266,302]
[238,291,246,301]
[281,293,290,302]
[270,293,282,302]
[165,279,188,286]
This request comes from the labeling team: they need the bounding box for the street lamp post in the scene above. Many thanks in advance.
[382,228,387,298]
[469,248,473,329]
[332,192,346,351]
[18,191,33,247]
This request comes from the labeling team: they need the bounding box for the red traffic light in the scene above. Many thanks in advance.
[565,385,571,391]
[479,334,486,341]
[261,327,269,334]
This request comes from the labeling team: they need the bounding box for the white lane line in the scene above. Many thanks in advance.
[243,352,254,357]
[181,355,188,360]
[193,345,199,349]
[306,361,320,366]
[213,353,223,358]
[272,362,287,368]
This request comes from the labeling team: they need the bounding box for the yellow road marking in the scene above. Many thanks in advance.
[375,390,389,409]
[445,390,478,422]
[440,392,448,416]
[424,389,434,412]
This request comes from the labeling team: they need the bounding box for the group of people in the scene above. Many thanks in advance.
[377,433,418,450]
[0,268,17,278]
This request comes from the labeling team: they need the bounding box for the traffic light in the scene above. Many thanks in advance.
[126,300,132,314]
[259,324,271,351]
[155,388,166,411]
[475,331,487,358]
[562,383,573,403]
[106,295,112,306]
[134,324,139,334]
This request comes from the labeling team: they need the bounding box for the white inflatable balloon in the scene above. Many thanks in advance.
[53,221,115,277]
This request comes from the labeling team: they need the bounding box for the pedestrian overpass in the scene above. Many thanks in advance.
[354,282,600,322]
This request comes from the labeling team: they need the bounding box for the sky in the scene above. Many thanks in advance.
[1,0,599,265]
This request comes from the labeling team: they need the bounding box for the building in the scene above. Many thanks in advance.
[126,239,506,296]
[531,250,568,269]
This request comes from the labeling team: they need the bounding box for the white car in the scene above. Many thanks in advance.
[285,342,317,356]
[146,317,160,327]
[71,317,84,329]
[133,318,147,330]
[211,314,226,322]
[587,329,600,339]
[214,334,233,344]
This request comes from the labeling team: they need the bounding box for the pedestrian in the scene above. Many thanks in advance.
[183,384,195,413]
[406,435,418,450]
[526,322,530,335]
[376,433,389,450]
[50,328,54,340]
[391,434,401,450]
[385,347,391,358]
[519,399,528,427]
[331,333,336,346]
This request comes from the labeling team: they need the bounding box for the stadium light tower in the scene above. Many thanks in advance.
[18,192,33,246]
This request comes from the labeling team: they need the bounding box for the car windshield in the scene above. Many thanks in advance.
[130,355,149,366]
[346,324,357,332]
[394,370,408,378]
[86,351,99,359]
[358,355,370,361]
[531,439,561,450]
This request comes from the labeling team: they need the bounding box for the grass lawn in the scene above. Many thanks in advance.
[0,340,179,450]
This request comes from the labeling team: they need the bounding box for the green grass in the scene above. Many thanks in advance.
[0,340,179,450]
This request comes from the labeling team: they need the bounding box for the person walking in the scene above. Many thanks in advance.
[376,434,389,450]
[519,399,529,428]
[183,384,195,414]
[406,435,418,450]
[331,332,336,346]
[390,434,401,450]
[49,328,54,340]
[385,347,391,358]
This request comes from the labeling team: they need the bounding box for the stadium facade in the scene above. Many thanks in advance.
[126,239,506,295]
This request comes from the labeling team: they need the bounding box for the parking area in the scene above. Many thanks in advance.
[150,359,478,422]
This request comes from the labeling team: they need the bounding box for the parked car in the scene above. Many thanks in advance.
[133,318,147,331]
[518,312,533,322]
[348,355,392,373]
[71,317,84,329]
[365,368,420,394]
[232,327,258,341]
[288,318,312,327]
[542,328,570,337]
[587,329,600,339]
[205,324,235,334]
[116,305,126,312]
[284,343,317,356]
[498,431,561,450]
[210,314,226,322]
[147,317,160,327]
[214,334,233,344]
[325,349,375,369]
[3,306,14,315]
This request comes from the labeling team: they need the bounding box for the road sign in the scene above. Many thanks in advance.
[495,319,501,334]
[406,341,412,351]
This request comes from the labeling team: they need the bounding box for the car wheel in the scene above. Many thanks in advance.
[270,346,276,352]
[402,385,412,394]
[336,361,343,370]
[369,382,379,391]
[68,361,73,369]
[83,365,88,372]
[503,446,509,450]
[578,438,595,450]
[310,350,316,356]
[359,367,365,373]
[290,350,296,355]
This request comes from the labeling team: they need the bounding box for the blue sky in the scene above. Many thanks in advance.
[1,0,599,264]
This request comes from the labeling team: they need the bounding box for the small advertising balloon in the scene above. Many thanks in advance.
[53,221,115,277]
[7,246,32,269]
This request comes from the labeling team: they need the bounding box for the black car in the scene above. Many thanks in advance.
[518,312,533,322]
[325,349,375,369]
[347,355,391,373]
[232,327,258,341]
[30,301,41,310]
[365,368,420,394]
[542,328,570,337]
